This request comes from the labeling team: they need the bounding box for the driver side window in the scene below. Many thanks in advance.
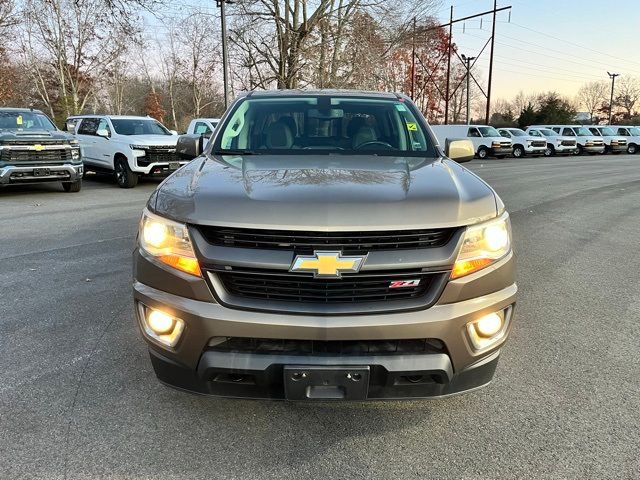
[562,128,575,136]
[467,128,481,137]
[78,118,99,136]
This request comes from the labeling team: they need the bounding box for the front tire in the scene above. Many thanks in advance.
[115,158,139,188]
[477,147,488,159]
[512,145,524,158]
[544,145,555,157]
[62,179,82,192]
[574,145,583,156]
[627,143,637,154]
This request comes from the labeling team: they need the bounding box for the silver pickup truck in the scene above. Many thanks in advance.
[133,90,517,401]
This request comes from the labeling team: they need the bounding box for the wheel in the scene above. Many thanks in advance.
[512,145,524,158]
[544,145,555,157]
[62,179,82,192]
[574,145,583,155]
[627,144,637,154]
[476,147,488,159]
[115,158,139,188]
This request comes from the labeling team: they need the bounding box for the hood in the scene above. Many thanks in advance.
[116,135,178,147]
[152,154,498,230]
[0,129,74,142]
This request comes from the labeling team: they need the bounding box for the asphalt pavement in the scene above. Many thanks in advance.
[0,155,638,479]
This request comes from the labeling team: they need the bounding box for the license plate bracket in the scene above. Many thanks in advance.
[33,168,50,177]
[283,365,370,401]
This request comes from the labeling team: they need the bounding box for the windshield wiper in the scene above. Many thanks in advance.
[213,149,259,155]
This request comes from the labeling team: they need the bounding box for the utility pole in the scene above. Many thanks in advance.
[216,0,232,110]
[410,17,416,100]
[485,0,497,124]
[462,54,476,124]
[607,71,619,124]
[444,6,453,124]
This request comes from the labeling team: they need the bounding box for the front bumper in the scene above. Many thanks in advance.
[583,145,606,154]
[0,163,82,185]
[609,143,627,152]
[133,159,190,176]
[133,249,517,400]
[489,146,513,156]
[554,144,577,154]
[524,146,546,155]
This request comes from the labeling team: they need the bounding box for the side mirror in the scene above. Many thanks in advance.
[96,128,110,138]
[170,129,178,136]
[445,138,475,163]
[176,134,204,160]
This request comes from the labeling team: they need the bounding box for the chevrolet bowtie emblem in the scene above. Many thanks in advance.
[290,251,367,278]
[33,144,45,151]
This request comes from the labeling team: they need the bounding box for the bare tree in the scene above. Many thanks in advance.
[576,80,608,122]
[614,76,640,118]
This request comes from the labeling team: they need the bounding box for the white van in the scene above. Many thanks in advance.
[611,126,640,154]
[586,126,627,154]
[530,125,605,155]
[430,124,512,159]
[497,127,546,157]
[525,127,578,156]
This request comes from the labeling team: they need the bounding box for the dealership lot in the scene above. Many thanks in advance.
[1,155,639,479]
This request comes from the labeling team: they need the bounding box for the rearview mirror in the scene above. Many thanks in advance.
[96,128,110,138]
[445,138,474,163]
[176,134,204,160]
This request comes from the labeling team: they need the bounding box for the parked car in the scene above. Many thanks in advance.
[133,90,516,401]
[67,115,186,188]
[186,118,220,137]
[612,125,640,154]
[497,127,546,157]
[525,127,578,156]
[530,125,605,155]
[430,124,512,159]
[586,126,627,154]
[0,108,83,192]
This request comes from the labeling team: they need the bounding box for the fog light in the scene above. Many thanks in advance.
[139,306,185,348]
[466,307,512,352]
[474,312,503,337]
[147,310,174,334]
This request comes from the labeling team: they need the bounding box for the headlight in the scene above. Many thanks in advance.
[71,148,81,160]
[138,209,201,276]
[451,212,511,279]
[130,144,148,150]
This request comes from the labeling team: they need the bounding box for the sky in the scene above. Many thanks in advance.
[145,0,640,105]
[435,0,640,102]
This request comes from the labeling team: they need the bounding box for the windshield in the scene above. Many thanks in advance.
[110,118,171,136]
[575,127,592,136]
[0,111,57,131]
[599,127,615,136]
[630,127,640,135]
[478,126,502,137]
[213,96,434,156]
[539,128,557,136]
[509,129,527,137]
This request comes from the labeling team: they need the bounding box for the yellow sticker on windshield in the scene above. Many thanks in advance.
[406,122,417,131]
[17,115,23,125]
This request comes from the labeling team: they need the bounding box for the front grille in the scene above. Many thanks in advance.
[212,267,439,304]
[0,148,71,163]
[208,337,446,356]
[531,140,546,147]
[4,140,66,146]
[561,140,576,146]
[199,226,456,254]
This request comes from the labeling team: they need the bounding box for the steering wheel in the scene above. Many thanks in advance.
[355,141,395,150]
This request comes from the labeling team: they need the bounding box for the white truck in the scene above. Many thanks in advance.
[525,127,578,156]
[430,124,512,159]
[530,125,605,155]
[586,126,627,154]
[611,126,640,154]
[67,115,187,188]
[497,128,546,157]
[186,118,221,136]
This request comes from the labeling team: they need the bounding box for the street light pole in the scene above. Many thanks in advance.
[607,71,619,124]
[462,54,476,125]
[216,0,231,111]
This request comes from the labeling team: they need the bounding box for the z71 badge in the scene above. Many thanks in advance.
[389,279,421,289]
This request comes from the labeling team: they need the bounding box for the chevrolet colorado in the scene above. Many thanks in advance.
[133,90,517,400]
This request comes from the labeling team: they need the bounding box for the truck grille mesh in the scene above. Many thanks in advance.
[1,148,71,163]
[212,267,439,304]
[198,227,456,254]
